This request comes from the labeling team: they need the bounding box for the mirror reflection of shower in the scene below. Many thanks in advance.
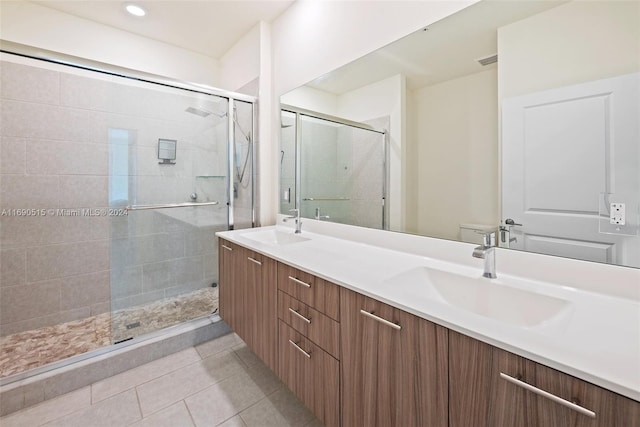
[280,111,298,213]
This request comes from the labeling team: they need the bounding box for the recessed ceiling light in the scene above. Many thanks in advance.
[125,4,146,17]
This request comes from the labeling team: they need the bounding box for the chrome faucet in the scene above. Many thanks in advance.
[472,232,497,279]
[314,207,330,221]
[283,208,302,233]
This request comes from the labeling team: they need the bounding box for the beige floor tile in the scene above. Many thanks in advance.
[136,350,243,417]
[239,388,316,427]
[231,343,262,368]
[185,371,270,427]
[217,415,247,427]
[0,386,90,427]
[44,389,141,427]
[243,360,284,397]
[129,401,195,427]
[195,333,242,359]
[92,347,201,403]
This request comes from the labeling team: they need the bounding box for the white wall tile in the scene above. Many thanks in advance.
[0,137,26,174]
[1,101,89,142]
[0,247,25,287]
[58,175,108,208]
[0,61,60,105]
[0,279,61,324]
[26,240,110,283]
[0,175,59,209]
[26,139,108,176]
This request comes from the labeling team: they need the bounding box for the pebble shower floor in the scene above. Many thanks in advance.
[0,287,218,378]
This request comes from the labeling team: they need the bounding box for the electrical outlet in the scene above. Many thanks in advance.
[610,203,626,225]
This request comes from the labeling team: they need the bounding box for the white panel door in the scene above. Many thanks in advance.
[502,73,639,267]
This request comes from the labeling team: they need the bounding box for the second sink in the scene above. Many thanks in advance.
[384,267,571,328]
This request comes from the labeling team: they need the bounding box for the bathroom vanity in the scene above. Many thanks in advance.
[216,223,640,427]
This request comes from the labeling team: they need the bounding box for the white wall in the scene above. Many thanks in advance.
[219,23,261,93]
[280,86,338,115]
[412,68,498,241]
[0,1,220,86]
[498,0,640,99]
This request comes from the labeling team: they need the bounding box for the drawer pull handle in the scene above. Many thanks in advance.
[247,256,262,265]
[221,245,233,251]
[289,307,312,324]
[499,373,596,418]
[360,310,401,330]
[288,276,311,288]
[289,339,311,358]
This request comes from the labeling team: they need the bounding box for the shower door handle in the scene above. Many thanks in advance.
[126,201,219,211]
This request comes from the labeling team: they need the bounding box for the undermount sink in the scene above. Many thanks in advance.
[384,267,571,328]
[241,229,310,246]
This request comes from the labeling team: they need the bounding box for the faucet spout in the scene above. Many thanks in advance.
[314,207,330,221]
[283,208,302,234]
[472,232,497,278]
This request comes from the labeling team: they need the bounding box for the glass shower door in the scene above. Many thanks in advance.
[108,81,230,343]
[299,114,385,229]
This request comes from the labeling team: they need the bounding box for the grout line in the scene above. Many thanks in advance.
[133,387,144,424]
[133,349,241,420]
[183,399,198,427]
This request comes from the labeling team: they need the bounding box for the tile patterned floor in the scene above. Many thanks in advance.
[0,333,323,427]
[0,287,218,378]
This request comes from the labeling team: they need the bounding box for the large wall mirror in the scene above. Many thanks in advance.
[279,0,640,269]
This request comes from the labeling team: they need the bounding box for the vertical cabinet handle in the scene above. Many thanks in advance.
[288,307,312,324]
[360,310,401,330]
[221,244,233,251]
[289,339,311,358]
[247,256,262,265]
[499,372,596,418]
[288,275,311,288]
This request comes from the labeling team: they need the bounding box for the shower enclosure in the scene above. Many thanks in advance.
[280,106,387,229]
[0,48,255,379]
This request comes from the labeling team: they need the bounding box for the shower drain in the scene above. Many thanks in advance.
[126,321,141,330]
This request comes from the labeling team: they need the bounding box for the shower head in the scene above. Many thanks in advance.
[185,107,211,117]
[185,107,227,118]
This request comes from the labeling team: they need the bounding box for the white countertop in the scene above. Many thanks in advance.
[217,223,640,402]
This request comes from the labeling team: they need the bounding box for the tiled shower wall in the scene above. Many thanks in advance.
[0,58,230,336]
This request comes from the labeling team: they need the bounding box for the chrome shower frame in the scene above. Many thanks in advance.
[280,104,388,229]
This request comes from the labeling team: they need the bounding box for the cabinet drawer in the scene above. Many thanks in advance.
[278,320,340,427]
[277,263,340,321]
[278,291,340,359]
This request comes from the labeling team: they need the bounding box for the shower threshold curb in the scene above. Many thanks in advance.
[0,314,231,417]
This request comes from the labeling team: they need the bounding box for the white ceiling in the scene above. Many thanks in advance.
[307,1,567,94]
[32,0,294,58]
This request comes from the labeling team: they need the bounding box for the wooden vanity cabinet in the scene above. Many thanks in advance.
[218,239,277,372]
[340,288,449,427]
[277,263,341,427]
[449,330,640,427]
[220,238,640,427]
[219,239,244,336]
